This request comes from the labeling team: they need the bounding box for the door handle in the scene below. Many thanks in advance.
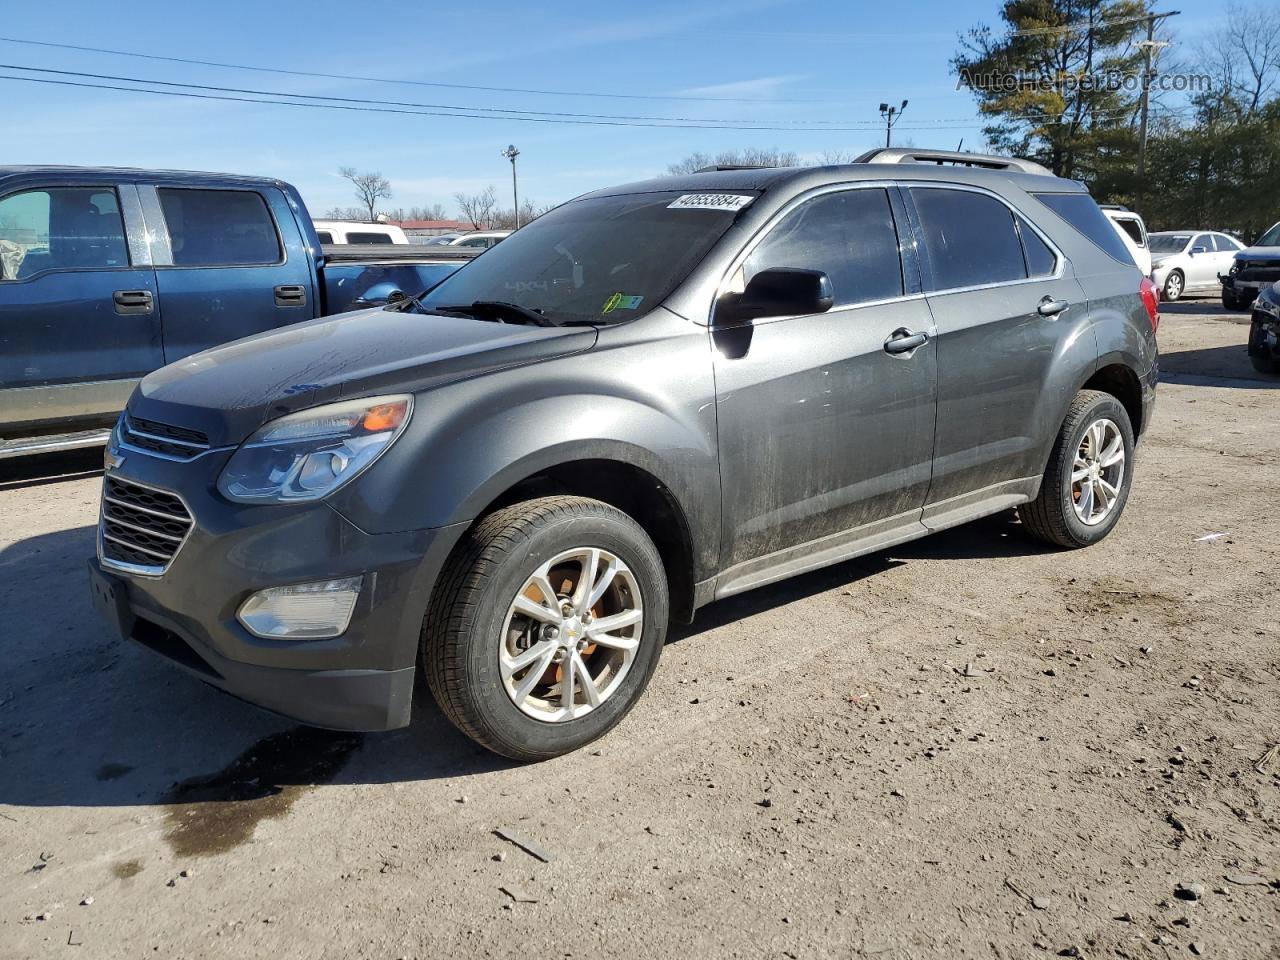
[1038,296,1070,316]
[112,289,153,315]
[274,284,306,307]
[884,328,929,355]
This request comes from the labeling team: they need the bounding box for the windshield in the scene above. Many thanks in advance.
[1256,222,1280,247]
[1149,234,1191,254]
[413,190,753,324]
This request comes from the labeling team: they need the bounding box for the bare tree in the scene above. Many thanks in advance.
[322,206,369,220]
[1221,2,1280,115]
[407,203,450,221]
[455,186,498,229]
[666,148,799,176]
[339,167,392,221]
[491,199,550,230]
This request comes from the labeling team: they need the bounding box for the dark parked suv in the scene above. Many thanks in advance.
[89,149,1159,760]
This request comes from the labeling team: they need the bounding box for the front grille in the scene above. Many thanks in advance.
[1237,260,1280,283]
[99,476,194,574]
[121,414,211,460]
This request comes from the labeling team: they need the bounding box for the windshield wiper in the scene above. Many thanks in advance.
[433,301,560,327]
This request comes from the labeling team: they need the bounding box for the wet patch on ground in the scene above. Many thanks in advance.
[1059,574,1197,628]
[162,728,361,859]
[111,859,144,880]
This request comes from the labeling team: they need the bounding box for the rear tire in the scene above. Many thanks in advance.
[1222,289,1252,311]
[422,496,668,761]
[1019,391,1135,549]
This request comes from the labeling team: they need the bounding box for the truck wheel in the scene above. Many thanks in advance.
[1222,289,1250,311]
[1249,321,1279,374]
[1019,390,1135,549]
[422,496,668,761]
[1162,270,1183,302]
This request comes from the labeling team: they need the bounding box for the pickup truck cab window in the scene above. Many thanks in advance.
[157,188,281,267]
[910,187,1027,291]
[741,188,904,308]
[0,187,129,280]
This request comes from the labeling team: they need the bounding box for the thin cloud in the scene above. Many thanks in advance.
[678,75,807,99]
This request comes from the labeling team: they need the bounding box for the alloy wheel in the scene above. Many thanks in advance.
[499,547,643,722]
[1071,418,1125,526]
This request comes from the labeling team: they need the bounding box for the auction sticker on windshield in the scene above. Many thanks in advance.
[667,194,754,211]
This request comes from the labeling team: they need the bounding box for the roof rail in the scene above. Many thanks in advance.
[854,148,1054,176]
[693,164,775,173]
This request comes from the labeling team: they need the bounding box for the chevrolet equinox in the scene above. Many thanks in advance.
[89,149,1159,760]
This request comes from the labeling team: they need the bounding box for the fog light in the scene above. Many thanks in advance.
[237,577,363,639]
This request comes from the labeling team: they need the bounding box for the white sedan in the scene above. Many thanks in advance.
[1149,230,1243,301]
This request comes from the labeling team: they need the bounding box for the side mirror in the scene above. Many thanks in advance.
[1190,246,1207,256]
[716,268,834,326]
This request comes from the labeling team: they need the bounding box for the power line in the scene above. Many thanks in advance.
[0,63,1180,132]
[0,35,845,105]
[0,63,869,127]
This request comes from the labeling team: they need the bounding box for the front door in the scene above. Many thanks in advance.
[150,185,313,363]
[0,183,160,432]
[713,186,938,586]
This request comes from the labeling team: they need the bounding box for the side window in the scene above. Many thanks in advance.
[315,230,334,244]
[1191,234,1210,254]
[910,188,1026,290]
[0,187,129,280]
[1032,192,1134,266]
[1113,217,1145,246]
[743,188,903,307]
[346,232,388,244]
[1017,217,1058,277]
[1213,234,1240,252]
[157,188,281,267]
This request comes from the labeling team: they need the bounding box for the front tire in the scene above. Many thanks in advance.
[1162,270,1184,302]
[422,496,668,761]
[1223,288,1252,311]
[1019,391,1135,548]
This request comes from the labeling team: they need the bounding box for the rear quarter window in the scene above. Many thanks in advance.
[1034,193,1135,266]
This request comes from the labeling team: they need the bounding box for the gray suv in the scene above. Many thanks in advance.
[89,149,1159,760]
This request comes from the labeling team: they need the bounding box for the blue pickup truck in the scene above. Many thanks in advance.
[0,166,472,458]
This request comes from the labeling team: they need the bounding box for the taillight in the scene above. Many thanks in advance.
[1140,276,1159,333]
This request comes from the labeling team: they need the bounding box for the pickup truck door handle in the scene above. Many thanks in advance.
[112,289,154,315]
[884,328,929,355]
[1038,296,1070,317]
[274,284,307,307]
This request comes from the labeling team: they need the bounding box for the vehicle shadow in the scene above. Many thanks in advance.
[1159,342,1278,387]
[0,447,103,491]
[0,510,1050,817]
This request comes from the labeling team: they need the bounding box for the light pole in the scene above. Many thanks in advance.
[501,144,521,228]
[878,100,909,148]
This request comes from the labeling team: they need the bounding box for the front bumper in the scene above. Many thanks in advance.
[91,450,466,731]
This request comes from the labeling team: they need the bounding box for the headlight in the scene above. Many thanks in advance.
[217,395,412,503]
[1230,261,1241,275]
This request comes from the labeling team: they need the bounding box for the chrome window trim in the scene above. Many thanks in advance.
[97,474,197,579]
[118,184,152,267]
[904,182,1067,296]
[709,180,913,327]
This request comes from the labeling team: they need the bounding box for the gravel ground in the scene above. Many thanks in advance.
[1,300,1277,959]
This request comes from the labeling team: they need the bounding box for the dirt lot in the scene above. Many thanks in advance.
[1,300,1277,959]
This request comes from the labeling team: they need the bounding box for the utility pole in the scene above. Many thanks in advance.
[501,144,521,228]
[879,100,909,148]
[1136,9,1178,209]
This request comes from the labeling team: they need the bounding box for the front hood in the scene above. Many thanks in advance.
[134,307,597,445]
[1237,246,1280,263]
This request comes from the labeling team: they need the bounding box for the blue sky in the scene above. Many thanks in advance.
[1,0,1227,218]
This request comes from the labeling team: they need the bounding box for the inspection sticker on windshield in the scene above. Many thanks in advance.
[602,293,644,314]
[667,193,754,212]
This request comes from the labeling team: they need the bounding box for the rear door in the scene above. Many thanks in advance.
[1211,234,1241,284]
[904,184,1087,529]
[0,182,161,431]
[148,184,313,363]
